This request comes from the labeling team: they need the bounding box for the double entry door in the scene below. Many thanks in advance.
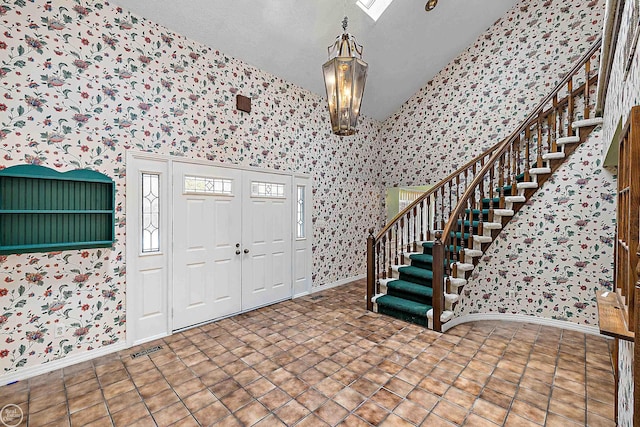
[172,162,292,330]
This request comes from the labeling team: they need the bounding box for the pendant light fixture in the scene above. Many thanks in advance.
[322,16,368,136]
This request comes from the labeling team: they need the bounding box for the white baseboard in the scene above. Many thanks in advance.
[293,291,310,299]
[0,342,128,386]
[312,274,366,293]
[442,313,605,337]
[132,332,169,347]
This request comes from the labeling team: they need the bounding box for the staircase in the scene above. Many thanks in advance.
[366,39,603,332]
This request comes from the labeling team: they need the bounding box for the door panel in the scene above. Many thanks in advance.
[172,162,242,330]
[242,171,292,310]
[140,268,164,318]
[185,263,206,307]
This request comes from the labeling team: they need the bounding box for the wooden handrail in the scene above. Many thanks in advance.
[375,147,499,241]
[375,39,601,242]
[440,38,602,246]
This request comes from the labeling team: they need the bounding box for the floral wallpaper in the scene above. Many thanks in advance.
[456,128,616,323]
[0,0,384,378]
[0,0,612,381]
[600,0,640,423]
[379,0,605,190]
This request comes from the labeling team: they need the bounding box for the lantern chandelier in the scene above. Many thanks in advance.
[322,16,369,136]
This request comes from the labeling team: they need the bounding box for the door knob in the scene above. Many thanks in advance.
[236,243,240,248]
[235,250,241,255]
[244,249,250,254]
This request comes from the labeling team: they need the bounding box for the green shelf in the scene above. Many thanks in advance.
[0,165,115,255]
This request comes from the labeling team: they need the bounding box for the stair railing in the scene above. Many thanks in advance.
[367,37,602,331]
[366,137,510,307]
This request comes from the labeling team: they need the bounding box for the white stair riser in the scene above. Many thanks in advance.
[449,278,467,292]
[445,293,459,311]
[573,117,603,128]
[505,195,526,203]
[542,152,565,160]
[427,309,454,328]
[529,167,551,175]
[517,182,538,190]
[557,135,580,145]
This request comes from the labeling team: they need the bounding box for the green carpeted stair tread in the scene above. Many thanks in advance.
[456,220,482,228]
[466,208,492,221]
[495,173,526,194]
[422,241,435,249]
[482,197,501,204]
[387,280,433,298]
[423,241,455,250]
[378,306,429,326]
[482,197,502,209]
[498,186,510,193]
[375,295,431,317]
[466,208,491,216]
[495,173,525,192]
[495,186,517,194]
[411,252,454,270]
[421,241,466,256]
[409,254,453,270]
[398,265,433,281]
[450,231,472,240]
[409,253,433,263]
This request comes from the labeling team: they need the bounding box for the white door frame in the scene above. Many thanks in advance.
[293,175,312,298]
[126,151,312,345]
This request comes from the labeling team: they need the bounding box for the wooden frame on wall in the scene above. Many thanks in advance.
[596,106,640,425]
[628,106,640,427]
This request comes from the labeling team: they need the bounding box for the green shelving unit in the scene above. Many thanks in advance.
[0,165,115,255]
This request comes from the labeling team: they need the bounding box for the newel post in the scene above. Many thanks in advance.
[432,231,445,332]
[366,228,375,312]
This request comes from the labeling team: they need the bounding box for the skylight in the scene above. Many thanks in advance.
[356,0,395,21]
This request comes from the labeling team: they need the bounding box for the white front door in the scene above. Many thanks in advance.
[128,154,310,343]
[172,162,243,330]
[242,171,292,310]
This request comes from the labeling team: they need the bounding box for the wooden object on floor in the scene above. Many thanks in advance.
[596,290,634,341]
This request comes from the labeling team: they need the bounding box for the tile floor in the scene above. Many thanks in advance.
[0,279,616,426]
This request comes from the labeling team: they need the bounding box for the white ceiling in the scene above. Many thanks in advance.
[111,0,519,121]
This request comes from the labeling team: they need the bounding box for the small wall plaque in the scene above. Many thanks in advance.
[236,95,251,113]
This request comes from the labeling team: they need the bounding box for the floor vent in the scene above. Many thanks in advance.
[310,295,325,300]
[131,345,162,359]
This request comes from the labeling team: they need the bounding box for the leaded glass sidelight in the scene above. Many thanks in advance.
[141,173,160,253]
[296,185,305,239]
